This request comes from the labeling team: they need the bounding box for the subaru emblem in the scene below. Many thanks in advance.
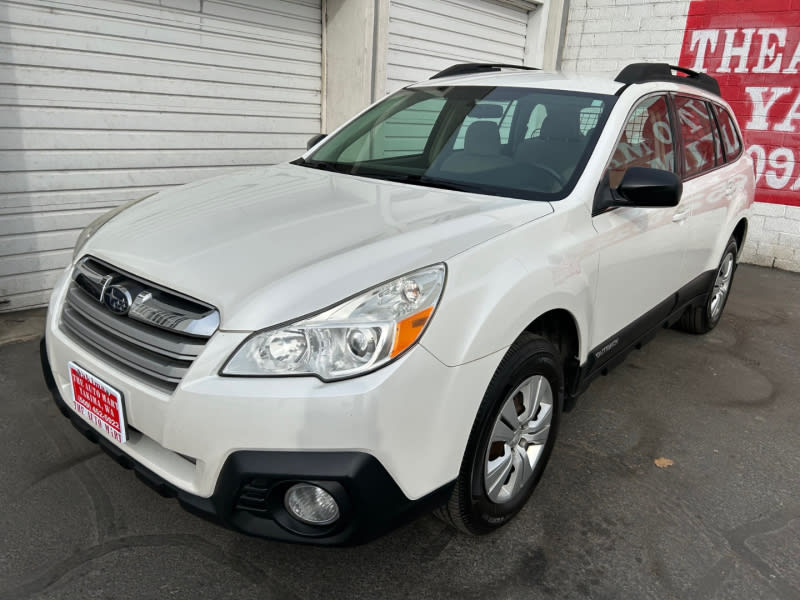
[104,284,132,315]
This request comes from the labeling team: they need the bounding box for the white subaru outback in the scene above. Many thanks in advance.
[41,62,754,544]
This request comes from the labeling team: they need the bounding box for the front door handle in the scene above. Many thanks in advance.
[672,208,690,222]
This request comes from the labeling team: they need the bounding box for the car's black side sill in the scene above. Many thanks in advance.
[566,269,716,405]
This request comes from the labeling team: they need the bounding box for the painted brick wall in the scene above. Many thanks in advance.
[561,0,800,272]
[744,203,800,270]
[561,0,689,75]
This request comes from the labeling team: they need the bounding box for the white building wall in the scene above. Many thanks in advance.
[0,0,322,312]
[561,0,800,272]
[323,0,554,133]
[385,0,532,94]
[3,0,563,313]
[561,0,687,74]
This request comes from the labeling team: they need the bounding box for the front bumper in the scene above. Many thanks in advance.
[41,337,452,544]
[42,263,505,544]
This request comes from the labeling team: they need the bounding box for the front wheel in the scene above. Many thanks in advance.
[679,237,738,334]
[435,333,563,535]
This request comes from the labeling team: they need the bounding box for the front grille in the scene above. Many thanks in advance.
[60,257,219,392]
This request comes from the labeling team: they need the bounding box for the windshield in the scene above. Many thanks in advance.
[297,85,616,201]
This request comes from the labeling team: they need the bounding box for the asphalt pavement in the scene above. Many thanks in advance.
[1,264,798,600]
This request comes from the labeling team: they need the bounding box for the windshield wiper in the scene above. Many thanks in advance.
[293,157,349,173]
[294,160,489,195]
[360,172,487,194]
[416,176,488,194]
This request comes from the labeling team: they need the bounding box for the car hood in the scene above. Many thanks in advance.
[84,164,553,330]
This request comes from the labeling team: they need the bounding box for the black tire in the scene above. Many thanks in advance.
[679,237,738,334]
[435,333,563,535]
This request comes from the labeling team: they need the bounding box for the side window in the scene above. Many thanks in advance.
[579,101,604,136]
[674,95,716,177]
[707,102,723,166]
[524,101,601,139]
[498,102,516,144]
[339,97,446,162]
[713,105,743,161]
[525,104,547,138]
[608,95,675,188]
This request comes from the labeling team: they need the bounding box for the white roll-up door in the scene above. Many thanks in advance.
[0,0,321,312]
[386,0,531,92]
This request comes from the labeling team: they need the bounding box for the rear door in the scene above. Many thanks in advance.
[591,94,688,351]
[672,95,731,285]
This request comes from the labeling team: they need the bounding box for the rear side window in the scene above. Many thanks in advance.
[713,105,743,161]
[674,95,716,178]
[707,102,724,166]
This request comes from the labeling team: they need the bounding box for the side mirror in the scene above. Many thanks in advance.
[306,133,327,150]
[594,167,682,214]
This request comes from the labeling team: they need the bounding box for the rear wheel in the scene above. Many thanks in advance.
[679,237,738,334]
[436,333,563,534]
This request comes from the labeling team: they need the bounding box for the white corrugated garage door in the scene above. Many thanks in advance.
[386,0,530,92]
[0,0,321,312]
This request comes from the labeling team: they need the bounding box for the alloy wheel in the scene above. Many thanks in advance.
[710,252,735,320]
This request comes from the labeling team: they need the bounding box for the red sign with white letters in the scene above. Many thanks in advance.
[679,0,800,206]
[69,362,127,444]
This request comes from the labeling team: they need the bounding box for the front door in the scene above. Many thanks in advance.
[591,94,689,351]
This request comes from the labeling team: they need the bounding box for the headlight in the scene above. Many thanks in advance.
[73,194,155,260]
[222,264,446,380]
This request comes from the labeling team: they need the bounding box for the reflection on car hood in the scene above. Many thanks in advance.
[84,164,553,330]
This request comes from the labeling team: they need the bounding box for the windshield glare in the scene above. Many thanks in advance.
[301,85,615,200]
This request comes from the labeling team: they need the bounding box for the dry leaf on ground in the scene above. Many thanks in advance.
[654,457,674,468]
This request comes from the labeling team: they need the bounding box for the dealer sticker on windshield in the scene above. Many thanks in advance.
[68,362,127,444]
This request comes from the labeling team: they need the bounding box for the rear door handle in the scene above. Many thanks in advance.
[672,208,690,222]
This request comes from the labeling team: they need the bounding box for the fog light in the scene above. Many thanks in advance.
[284,483,340,526]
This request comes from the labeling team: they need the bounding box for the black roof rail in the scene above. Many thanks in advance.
[430,63,539,80]
[614,63,721,96]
